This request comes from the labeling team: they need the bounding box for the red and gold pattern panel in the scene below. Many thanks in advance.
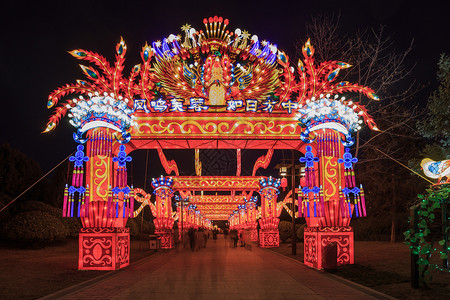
[132,112,301,141]
[203,214,230,220]
[78,227,130,270]
[259,231,279,248]
[189,195,245,204]
[320,156,342,202]
[156,232,173,249]
[87,155,111,202]
[304,233,317,265]
[304,226,354,270]
[190,195,245,218]
[172,176,260,191]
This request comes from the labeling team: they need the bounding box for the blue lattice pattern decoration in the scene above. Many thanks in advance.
[106,144,134,218]
[298,185,325,218]
[337,148,366,218]
[63,145,90,218]
[113,145,132,167]
[298,146,325,218]
[339,185,367,218]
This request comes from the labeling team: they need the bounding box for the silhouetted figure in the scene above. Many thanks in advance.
[239,231,245,247]
[223,228,229,239]
[188,228,196,251]
[230,229,238,247]
[197,228,205,250]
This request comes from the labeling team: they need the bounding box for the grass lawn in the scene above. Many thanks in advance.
[271,241,450,300]
[0,238,154,299]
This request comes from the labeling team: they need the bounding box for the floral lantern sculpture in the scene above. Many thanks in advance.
[258,176,282,247]
[151,176,175,248]
[245,196,258,241]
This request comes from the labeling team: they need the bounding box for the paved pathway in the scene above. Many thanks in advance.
[42,237,395,300]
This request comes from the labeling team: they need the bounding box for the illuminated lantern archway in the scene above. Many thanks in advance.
[44,16,379,270]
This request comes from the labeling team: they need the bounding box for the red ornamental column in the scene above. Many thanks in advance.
[245,197,258,241]
[195,210,201,228]
[300,129,357,269]
[175,198,189,240]
[258,176,281,248]
[151,176,175,249]
[237,204,247,241]
[77,127,132,270]
[187,205,196,229]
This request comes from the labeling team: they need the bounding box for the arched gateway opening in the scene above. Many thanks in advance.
[44,16,379,271]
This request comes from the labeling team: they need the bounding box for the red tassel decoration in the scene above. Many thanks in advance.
[357,194,362,218]
[319,186,325,217]
[107,187,112,218]
[129,187,134,218]
[339,188,346,218]
[85,185,90,218]
[360,185,367,217]
[62,184,68,217]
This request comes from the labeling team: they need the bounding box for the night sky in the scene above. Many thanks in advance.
[1,0,449,185]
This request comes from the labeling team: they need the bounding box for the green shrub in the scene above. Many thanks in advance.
[12,200,61,217]
[278,221,292,242]
[0,196,11,224]
[352,216,392,241]
[2,211,68,247]
[61,217,82,238]
[296,223,306,241]
[126,218,140,237]
[10,200,81,237]
[142,219,155,234]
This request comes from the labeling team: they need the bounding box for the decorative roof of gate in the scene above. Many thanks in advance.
[44,16,380,145]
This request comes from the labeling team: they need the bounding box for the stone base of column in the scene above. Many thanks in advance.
[304,226,354,269]
[156,231,173,249]
[78,227,130,270]
[259,230,279,248]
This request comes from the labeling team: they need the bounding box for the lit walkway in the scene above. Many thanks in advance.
[42,237,394,300]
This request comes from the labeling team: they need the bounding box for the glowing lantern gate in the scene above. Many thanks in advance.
[44,16,380,270]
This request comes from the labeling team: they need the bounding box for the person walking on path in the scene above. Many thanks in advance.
[239,231,245,247]
[196,228,205,250]
[188,228,196,251]
[230,229,238,247]
[173,228,180,251]
[203,229,208,248]
[223,228,229,239]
